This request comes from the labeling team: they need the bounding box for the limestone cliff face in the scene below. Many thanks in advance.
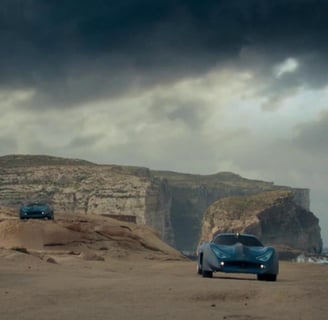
[200,190,322,254]
[0,155,174,244]
[145,178,174,245]
[0,155,315,253]
[151,171,310,252]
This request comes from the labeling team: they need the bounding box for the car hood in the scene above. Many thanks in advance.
[21,205,48,212]
[210,242,273,259]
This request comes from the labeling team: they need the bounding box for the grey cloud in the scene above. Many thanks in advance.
[207,110,328,189]
[11,134,103,160]
[2,0,328,108]
[259,54,328,111]
[294,111,328,156]
[99,130,219,173]
[211,118,328,243]
[0,137,17,154]
[149,95,208,130]
[67,134,105,150]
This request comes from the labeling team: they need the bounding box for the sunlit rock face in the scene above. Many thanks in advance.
[200,190,322,256]
[0,155,313,252]
[0,155,175,245]
[151,171,310,252]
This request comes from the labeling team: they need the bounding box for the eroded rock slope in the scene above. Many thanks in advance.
[200,190,322,256]
[0,155,317,254]
[0,155,174,244]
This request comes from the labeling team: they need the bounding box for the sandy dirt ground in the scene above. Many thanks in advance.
[1,250,328,320]
[0,214,327,320]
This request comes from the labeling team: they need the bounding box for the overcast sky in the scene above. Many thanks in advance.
[1,0,327,245]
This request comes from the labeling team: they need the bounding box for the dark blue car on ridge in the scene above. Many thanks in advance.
[19,202,54,220]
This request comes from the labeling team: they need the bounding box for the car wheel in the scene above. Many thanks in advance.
[257,274,265,281]
[202,270,213,278]
[266,274,277,281]
[257,274,277,281]
[197,255,203,275]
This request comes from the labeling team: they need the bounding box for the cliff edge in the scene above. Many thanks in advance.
[0,155,318,254]
[0,155,174,245]
[200,190,322,257]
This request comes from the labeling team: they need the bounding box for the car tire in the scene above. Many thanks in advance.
[202,270,213,278]
[257,274,265,281]
[266,274,277,281]
[257,274,277,281]
[197,255,203,275]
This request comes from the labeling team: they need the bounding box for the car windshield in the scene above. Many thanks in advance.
[26,202,47,207]
[213,234,263,247]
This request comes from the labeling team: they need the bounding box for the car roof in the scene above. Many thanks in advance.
[25,202,48,206]
[212,232,260,240]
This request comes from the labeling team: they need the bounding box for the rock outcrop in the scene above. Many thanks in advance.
[0,155,317,253]
[0,211,185,259]
[0,155,174,245]
[200,190,322,256]
[151,171,310,252]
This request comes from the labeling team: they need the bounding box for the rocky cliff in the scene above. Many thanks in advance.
[200,190,322,256]
[151,171,310,252]
[0,155,174,245]
[0,155,316,253]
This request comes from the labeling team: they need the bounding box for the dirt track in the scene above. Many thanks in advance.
[1,250,327,320]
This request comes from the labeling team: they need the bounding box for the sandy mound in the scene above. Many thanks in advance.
[0,213,185,260]
[0,219,82,250]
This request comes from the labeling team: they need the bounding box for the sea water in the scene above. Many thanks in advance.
[296,249,328,265]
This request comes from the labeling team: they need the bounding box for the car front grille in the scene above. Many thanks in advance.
[26,211,44,216]
[224,261,261,269]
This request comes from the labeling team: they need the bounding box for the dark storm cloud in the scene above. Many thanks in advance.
[1,0,328,108]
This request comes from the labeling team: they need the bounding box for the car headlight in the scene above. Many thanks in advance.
[256,250,273,262]
[41,211,45,215]
[210,245,230,259]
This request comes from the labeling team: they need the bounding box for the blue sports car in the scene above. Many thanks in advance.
[197,233,279,281]
[19,202,54,220]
